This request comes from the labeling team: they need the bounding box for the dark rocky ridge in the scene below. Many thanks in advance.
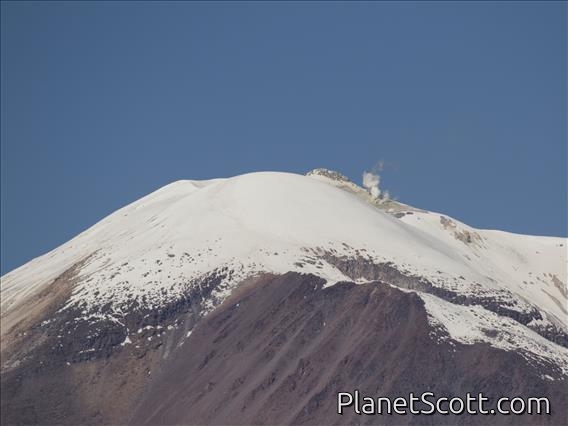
[317,251,568,348]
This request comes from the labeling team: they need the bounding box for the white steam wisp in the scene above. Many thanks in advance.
[363,172,381,199]
[362,161,391,202]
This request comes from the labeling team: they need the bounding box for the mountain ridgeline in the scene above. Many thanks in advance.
[1,169,567,425]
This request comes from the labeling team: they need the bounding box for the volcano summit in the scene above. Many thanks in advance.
[1,169,567,425]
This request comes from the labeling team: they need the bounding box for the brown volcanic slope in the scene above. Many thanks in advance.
[2,272,567,425]
[129,273,567,426]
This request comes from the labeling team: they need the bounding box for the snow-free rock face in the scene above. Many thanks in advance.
[129,273,568,426]
[1,169,567,425]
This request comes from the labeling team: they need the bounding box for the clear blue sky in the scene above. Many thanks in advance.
[1,1,566,275]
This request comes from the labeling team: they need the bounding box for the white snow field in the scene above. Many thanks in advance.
[1,170,567,373]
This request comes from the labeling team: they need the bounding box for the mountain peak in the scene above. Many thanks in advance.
[2,169,567,424]
[305,168,351,183]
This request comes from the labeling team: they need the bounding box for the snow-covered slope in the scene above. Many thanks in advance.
[1,170,567,375]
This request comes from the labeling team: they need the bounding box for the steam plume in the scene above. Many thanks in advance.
[362,161,392,202]
[362,172,381,199]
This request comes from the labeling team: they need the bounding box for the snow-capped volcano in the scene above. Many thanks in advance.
[1,169,567,425]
